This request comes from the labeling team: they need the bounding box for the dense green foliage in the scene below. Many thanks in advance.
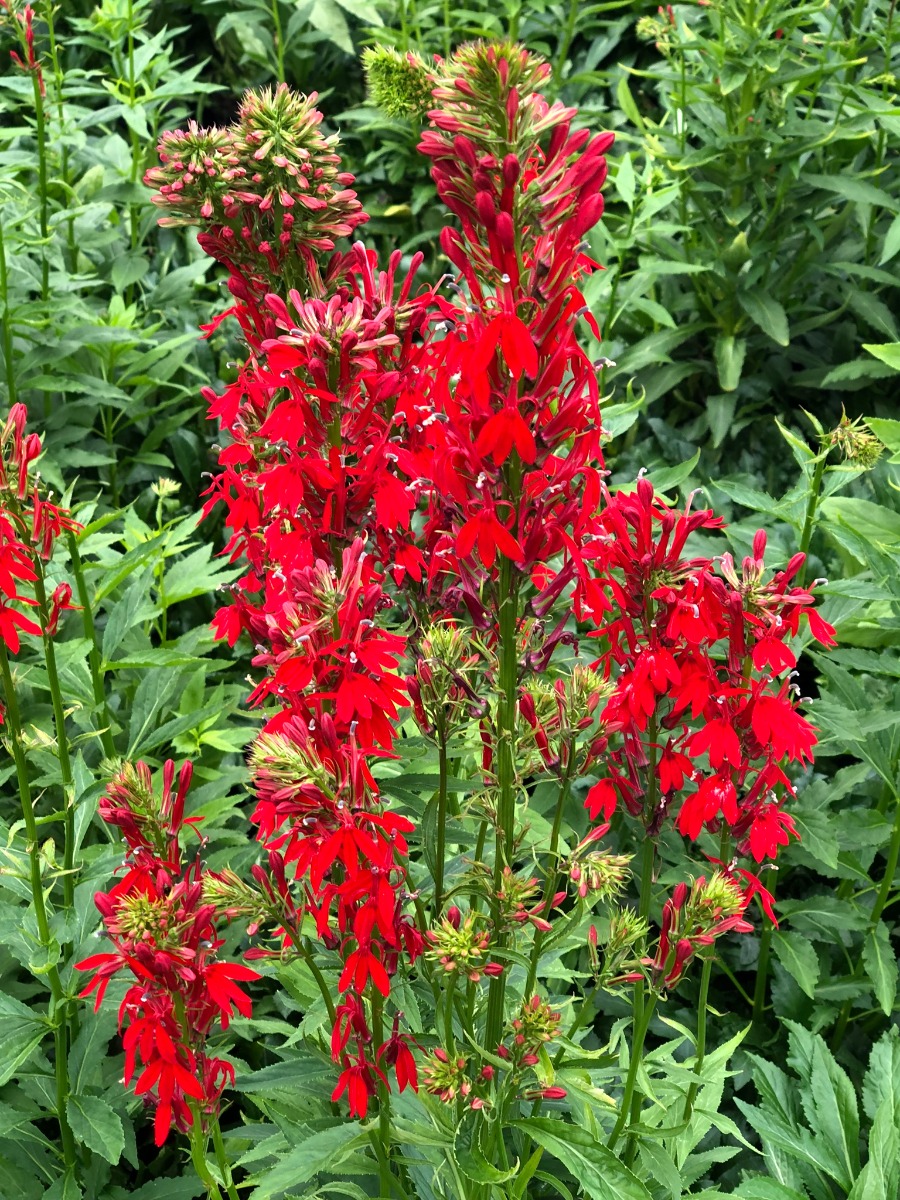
[0,1,898,1198]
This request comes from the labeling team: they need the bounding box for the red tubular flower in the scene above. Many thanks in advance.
[76,761,259,1143]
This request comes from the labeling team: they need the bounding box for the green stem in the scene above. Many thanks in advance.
[622,832,657,1159]
[0,645,77,1173]
[524,759,575,995]
[371,991,394,1198]
[43,0,75,264]
[0,221,17,405]
[124,0,143,304]
[797,450,828,588]
[681,951,713,1123]
[271,0,286,81]
[66,532,116,758]
[553,0,580,79]
[31,71,50,305]
[832,786,900,1050]
[484,553,520,1056]
[607,989,658,1152]
[33,565,77,914]
[210,1118,240,1200]
[752,873,777,1026]
[434,736,448,917]
[189,1114,224,1200]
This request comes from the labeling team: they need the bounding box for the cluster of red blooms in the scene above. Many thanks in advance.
[139,39,833,1122]
[146,81,441,1119]
[576,494,834,875]
[0,2,45,97]
[0,404,77,676]
[75,761,260,1145]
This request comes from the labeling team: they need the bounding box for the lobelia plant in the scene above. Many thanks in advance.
[67,40,837,1198]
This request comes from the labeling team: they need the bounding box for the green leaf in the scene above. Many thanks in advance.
[864,342,900,371]
[0,992,47,1086]
[772,931,820,999]
[307,0,353,54]
[455,1123,519,1184]
[509,1118,651,1200]
[867,416,900,454]
[706,394,737,448]
[863,1029,900,1123]
[820,497,900,546]
[615,153,636,209]
[734,1183,808,1200]
[863,922,899,1016]
[806,173,900,212]
[616,75,645,132]
[879,213,900,265]
[111,254,150,293]
[643,450,700,494]
[247,1123,366,1199]
[739,289,790,346]
[714,334,746,392]
[848,290,899,340]
[66,1094,124,1164]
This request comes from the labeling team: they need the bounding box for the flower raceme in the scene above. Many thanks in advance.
[76,761,260,1145]
[142,39,834,1129]
[0,405,78,672]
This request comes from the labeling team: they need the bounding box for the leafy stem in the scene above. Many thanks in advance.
[0,642,77,1173]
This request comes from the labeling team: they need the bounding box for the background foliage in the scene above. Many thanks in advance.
[0,0,898,1197]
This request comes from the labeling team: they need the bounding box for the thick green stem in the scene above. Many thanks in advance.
[371,991,394,1197]
[0,645,77,1172]
[607,989,658,1152]
[33,565,76,912]
[681,951,713,1123]
[31,72,50,305]
[797,451,828,588]
[553,0,580,79]
[43,0,75,263]
[484,554,520,1056]
[66,532,116,757]
[0,222,17,405]
[271,0,286,81]
[210,1118,240,1200]
[752,875,777,1026]
[622,832,657,1158]
[433,736,449,917]
[524,760,575,995]
[189,1114,224,1200]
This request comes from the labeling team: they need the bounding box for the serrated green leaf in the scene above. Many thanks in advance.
[247,1123,366,1199]
[864,342,900,371]
[863,922,899,1016]
[0,993,47,1086]
[615,152,636,209]
[739,289,790,346]
[773,931,820,998]
[714,334,746,392]
[879,213,900,265]
[509,1118,651,1200]
[806,173,900,212]
[66,1094,124,1164]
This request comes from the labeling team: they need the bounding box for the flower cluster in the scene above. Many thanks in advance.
[0,2,45,96]
[144,84,367,282]
[576,491,833,870]
[143,37,835,1127]
[649,871,753,990]
[76,761,259,1144]
[0,404,77,670]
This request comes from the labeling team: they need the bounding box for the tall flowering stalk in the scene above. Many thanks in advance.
[76,761,257,1192]
[123,40,835,1187]
[0,403,80,1172]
